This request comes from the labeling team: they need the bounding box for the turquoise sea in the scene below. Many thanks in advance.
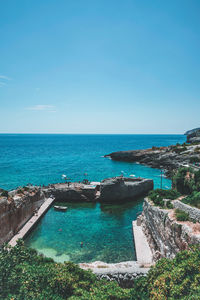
[0,134,185,190]
[0,134,186,263]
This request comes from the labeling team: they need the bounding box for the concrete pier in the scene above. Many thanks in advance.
[132,220,153,265]
[9,197,54,247]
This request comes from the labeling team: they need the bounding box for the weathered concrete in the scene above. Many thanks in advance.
[132,220,153,265]
[9,197,54,247]
[79,260,149,287]
[43,182,99,202]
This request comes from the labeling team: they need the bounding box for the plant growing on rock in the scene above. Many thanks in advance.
[182,191,200,209]
[172,167,198,195]
[0,190,8,198]
[148,189,180,208]
[175,209,190,221]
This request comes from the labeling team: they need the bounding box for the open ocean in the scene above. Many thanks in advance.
[0,134,186,190]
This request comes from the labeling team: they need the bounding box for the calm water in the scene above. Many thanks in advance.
[1,134,186,263]
[0,134,185,190]
[25,200,143,263]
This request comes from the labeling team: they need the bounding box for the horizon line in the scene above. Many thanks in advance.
[0,132,185,135]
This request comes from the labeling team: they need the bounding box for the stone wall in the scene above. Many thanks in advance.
[79,260,149,288]
[141,198,200,260]
[0,188,45,246]
[173,200,200,222]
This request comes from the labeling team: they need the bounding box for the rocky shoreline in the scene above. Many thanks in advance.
[105,142,200,176]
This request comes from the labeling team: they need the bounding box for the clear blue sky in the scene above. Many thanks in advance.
[0,0,200,134]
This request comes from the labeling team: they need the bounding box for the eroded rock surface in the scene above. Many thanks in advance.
[0,187,45,245]
[140,198,200,261]
[99,177,153,202]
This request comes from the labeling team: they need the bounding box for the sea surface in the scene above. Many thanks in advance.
[0,134,186,263]
[0,134,186,190]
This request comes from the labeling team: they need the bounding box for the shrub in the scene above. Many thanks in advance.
[175,209,190,221]
[0,240,143,300]
[1,190,8,197]
[172,167,197,195]
[1,242,200,299]
[147,246,200,299]
[182,191,200,209]
[190,156,200,164]
[148,189,180,208]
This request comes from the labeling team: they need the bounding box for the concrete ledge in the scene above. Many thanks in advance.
[9,197,54,247]
[132,220,153,265]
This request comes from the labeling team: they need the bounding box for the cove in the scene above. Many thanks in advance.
[25,198,144,263]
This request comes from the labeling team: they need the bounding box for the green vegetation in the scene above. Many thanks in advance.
[1,241,200,299]
[0,190,8,198]
[190,156,200,164]
[0,241,142,300]
[172,167,200,195]
[175,209,190,221]
[148,189,180,208]
[170,144,187,154]
[182,191,200,209]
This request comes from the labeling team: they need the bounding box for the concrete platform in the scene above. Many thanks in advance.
[132,220,153,265]
[9,197,54,247]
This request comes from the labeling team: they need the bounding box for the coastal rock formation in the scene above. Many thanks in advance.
[0,187,45,246]
[185,127,200,143]
[105,142,200,173]
[43,182,98,202]
[99,177,153,202]
[140,198,200,260]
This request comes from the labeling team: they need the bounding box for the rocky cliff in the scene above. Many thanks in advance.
[140,198,200,261]
[185,127,200,143]
[0,187,45,246]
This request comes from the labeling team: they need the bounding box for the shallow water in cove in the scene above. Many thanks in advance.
[1,134,186,263]
[25,200,143,263]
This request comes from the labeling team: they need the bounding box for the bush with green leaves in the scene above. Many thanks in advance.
[147,246,200,299]
[148,189,180,208]
[0,240,145,300]
[172,167,200,195]
[182,191,200,209]
[175,209,190,221]
[0,190,8,198]
[1,241,200,299]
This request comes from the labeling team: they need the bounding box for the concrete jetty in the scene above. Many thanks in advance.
[9,197,54,247]
[132,220,153,265]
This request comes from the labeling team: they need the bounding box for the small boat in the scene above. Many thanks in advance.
[54,205,67,212]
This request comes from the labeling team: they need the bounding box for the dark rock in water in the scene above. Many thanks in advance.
[105,140,200,173]
[99,177,153,202]
[185,127,200,143]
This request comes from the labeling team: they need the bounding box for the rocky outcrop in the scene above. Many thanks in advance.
[140,198,200,261]
[105,142,200,173]
[44,183,98,202]
[99,177,153,202]
[185,127,200,143]
[0,187,45,246]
